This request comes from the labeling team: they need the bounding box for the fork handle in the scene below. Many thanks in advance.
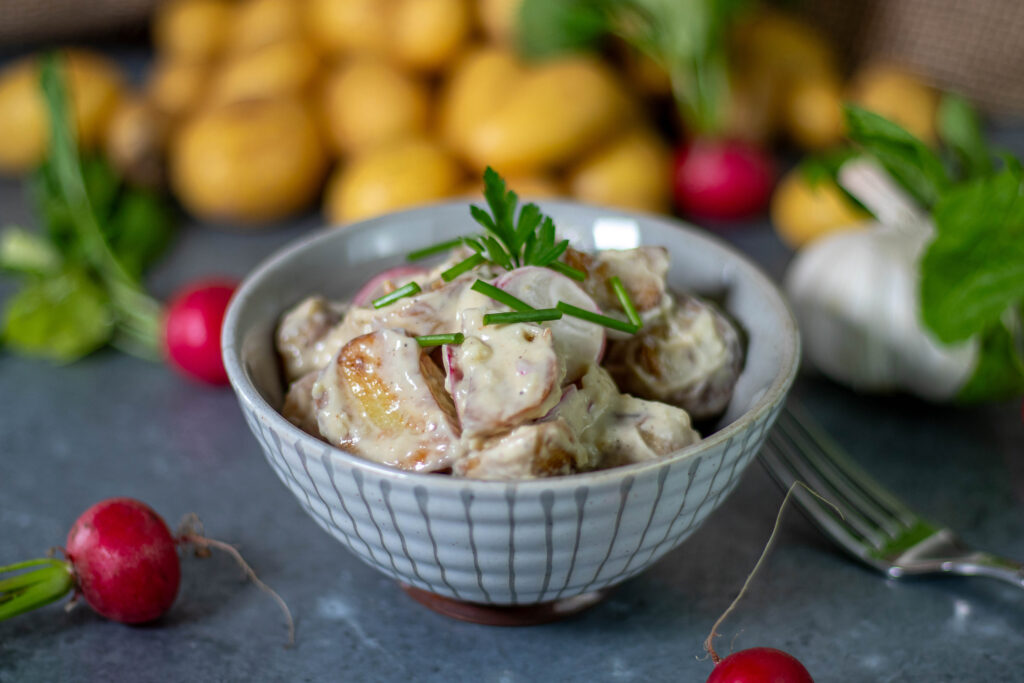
[948,552,1024,590]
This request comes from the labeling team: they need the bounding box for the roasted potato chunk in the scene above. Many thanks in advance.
[282,372,320,437]
[456,419,583,480]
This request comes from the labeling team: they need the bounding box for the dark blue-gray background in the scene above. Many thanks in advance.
[0,55,1021,681]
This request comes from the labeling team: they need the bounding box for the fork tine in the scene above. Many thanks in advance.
[763,428,889,549]
[760,439,884,566]
[780,405,918,527]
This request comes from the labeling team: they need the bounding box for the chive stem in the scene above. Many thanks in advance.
[483,309,562,325]
[556,301,639,334]
[441,253,485,282]
[407,238,465,261]
[610,276,642,328]
[372,281,421,308]
[547,261,586,281]
[470,279,535,312]
[416,333,464,347]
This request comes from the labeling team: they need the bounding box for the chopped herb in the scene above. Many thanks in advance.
[371,281,421,308]
[441,253,486,282]
[470,279,535,312]
[416,333,465,347]
[547,261,586,281]
[556,301,639,334]
[610,276,642,328]
[407,238,466,262]
[483,309,563,325]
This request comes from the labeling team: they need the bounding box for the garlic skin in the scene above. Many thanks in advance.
[784,221,977,400]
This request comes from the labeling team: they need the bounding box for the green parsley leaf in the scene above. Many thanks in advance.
[920,166,1024,345]
[518,0,611,60]
[2,268,113,362]
[844,104,951,208]
[0,227,61,275]
[937,94,992,181]
[956,319,1024,403]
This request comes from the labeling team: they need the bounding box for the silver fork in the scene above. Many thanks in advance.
[761,402,1024,589]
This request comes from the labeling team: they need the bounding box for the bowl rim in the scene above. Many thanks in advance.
[222,199,800,491]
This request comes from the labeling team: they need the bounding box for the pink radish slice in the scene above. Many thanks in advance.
[494,266,605,382]
[351,266,430,306]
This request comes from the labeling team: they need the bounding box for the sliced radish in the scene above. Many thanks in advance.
[494,266,605,382]
[351,266,430,307]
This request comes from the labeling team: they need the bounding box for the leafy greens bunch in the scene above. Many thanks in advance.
[841,99,1024,401]
[1,53,174,363]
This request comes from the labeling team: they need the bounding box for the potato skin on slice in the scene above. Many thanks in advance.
[313,329,462,472]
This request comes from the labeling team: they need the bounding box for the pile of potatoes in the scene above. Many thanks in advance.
[0,0,671,227]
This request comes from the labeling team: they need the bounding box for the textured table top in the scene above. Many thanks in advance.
[1,121,1023,683]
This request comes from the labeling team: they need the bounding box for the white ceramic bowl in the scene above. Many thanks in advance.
[222,201,799,607]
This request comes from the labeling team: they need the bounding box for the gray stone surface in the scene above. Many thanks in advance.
[2,111,1023,683]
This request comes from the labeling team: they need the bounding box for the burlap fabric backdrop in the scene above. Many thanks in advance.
[1,0,1022,116]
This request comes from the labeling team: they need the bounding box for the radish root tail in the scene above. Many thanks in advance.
[177,515,295,648]
[703,481,841,664]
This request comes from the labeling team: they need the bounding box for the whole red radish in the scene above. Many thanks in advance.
[706,647,814,683]
[164,279,237,384]
[673,139,775,221]
[66,498,181,623]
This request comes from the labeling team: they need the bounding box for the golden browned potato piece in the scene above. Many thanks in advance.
[477,0,521,45]
[389,0,471,72]
[104,95,169,188]
[849,64,938,144]
[457,56,634,175]
[227,0,304,53]
[312,328,463,472]
[145,59,208,121]
[324,139,463,223]
[207,40,320,107]
[568,128,671,213]
[0,50,124,174]
[320,58,429,156]
[439,46,523,151]
[152,0,233,62]
[170,98,327,224]
[304,0,389,58]
[770,169,869,248]
[781,75,845,150]
[455,420,583,480]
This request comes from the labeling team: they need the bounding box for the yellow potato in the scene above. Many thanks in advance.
[320,58,429,156]
[324,139,463,223]
[170,98,327,224]
[477,0,521,45]
[105,95,168,188]
[152,0,233,62]
[228,0,304,53]
[207,40,320,106]
[304,0,390,58]
[781,75,845,150]
[770,168,869,248]
[439,47,523,150]
[458,56,633,175]
[390,0,471,72]
[568,128,671,213]
[732,10,839,85]
[849,64,938,144]
[146,59,208,120]
[0,50,124,174]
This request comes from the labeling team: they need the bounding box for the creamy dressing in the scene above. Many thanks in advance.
[275,247,743,479]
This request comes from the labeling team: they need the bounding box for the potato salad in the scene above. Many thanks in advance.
[274,171,743,480]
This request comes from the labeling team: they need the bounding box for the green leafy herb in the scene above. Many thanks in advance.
[407,238,466,262]
[937,94,993,181]
[609,276,642,328]
[518,0,610,60]
[843,105,951,208]
[470,279,535,312]
[415,333,465,347]
[1,53,173,363]
[955,319,1024,402]
[371,281,422,308]
[556,301,639,334]
[484,309,563,325]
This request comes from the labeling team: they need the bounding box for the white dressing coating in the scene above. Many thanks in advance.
[276,247,744,479]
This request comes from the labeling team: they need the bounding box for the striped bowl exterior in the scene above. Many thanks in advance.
[238,399,782,605]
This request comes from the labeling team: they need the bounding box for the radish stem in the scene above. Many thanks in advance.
[0,558,74,621]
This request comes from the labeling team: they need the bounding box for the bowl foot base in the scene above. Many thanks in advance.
[399,584,609,626]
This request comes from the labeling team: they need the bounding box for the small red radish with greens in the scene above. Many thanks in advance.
[673,140,776,222]
[0,497,292,643]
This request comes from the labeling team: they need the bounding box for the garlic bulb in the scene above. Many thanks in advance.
[783,159,977,401]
